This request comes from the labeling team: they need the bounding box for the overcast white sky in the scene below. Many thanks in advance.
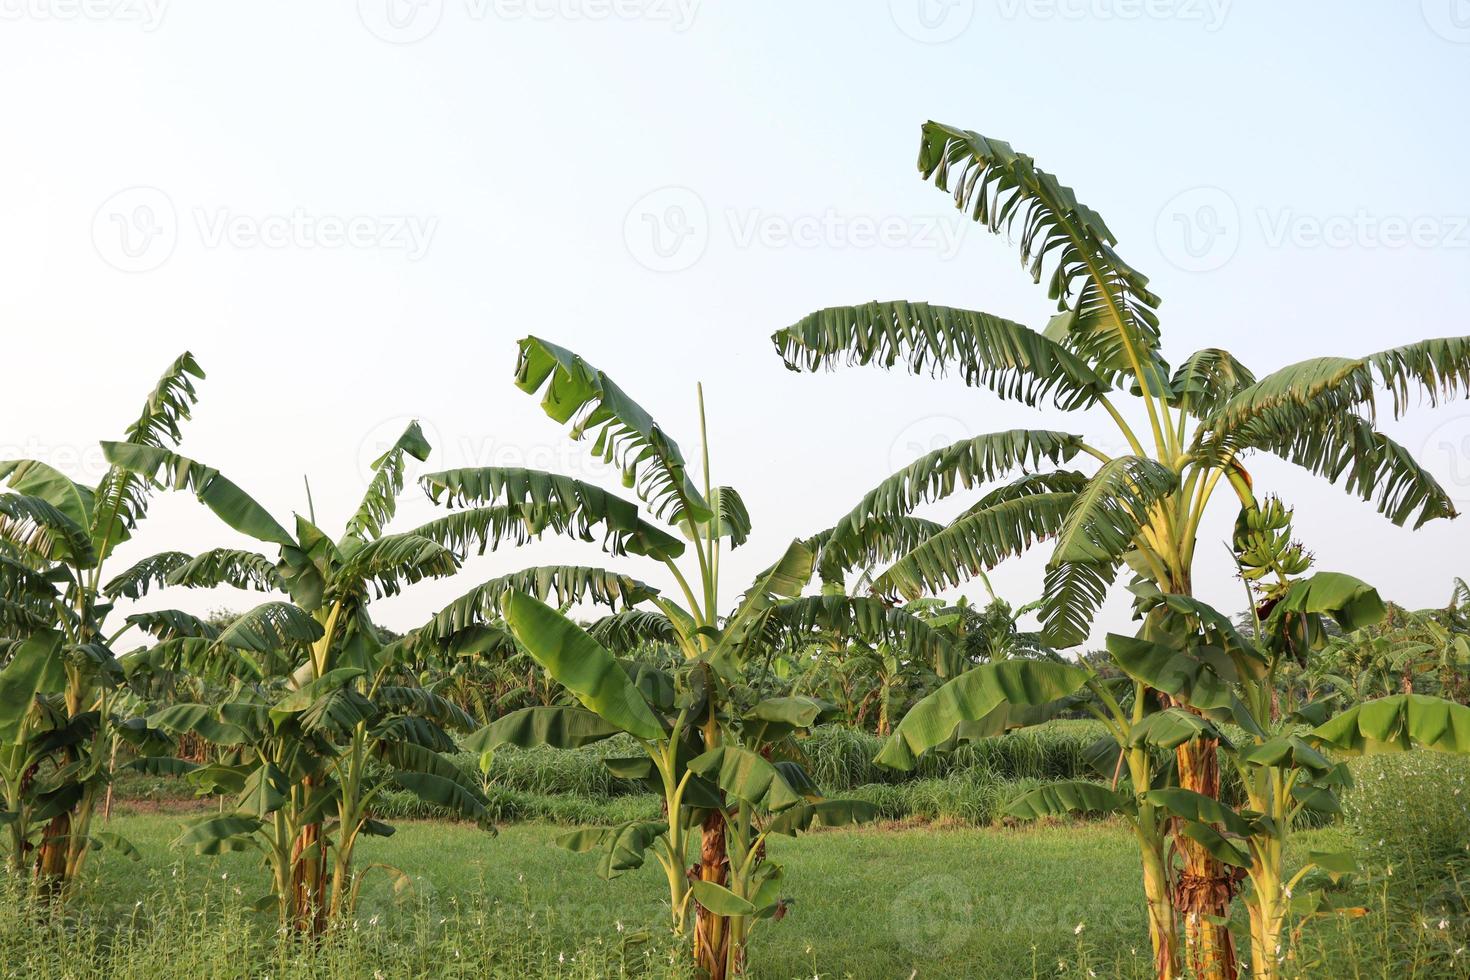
[3,2,1469,649]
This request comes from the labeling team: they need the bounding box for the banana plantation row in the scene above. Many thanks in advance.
[5,121,1470,980]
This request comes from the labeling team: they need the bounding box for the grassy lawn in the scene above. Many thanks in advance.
[66,811,1148,978]
[32,810,1379,979]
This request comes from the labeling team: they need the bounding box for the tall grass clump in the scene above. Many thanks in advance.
[0,868,690,979]
[1345,753,1470,892]
[481,735,648,798]
[372,786,660,826]
[844,774,1053,826]
[800,720,1107,792]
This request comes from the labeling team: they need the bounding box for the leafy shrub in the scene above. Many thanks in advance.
[0,869,689,979]
[800,721,1107,791]
[844,774,1056,826]
[373,786,659,826]
[1345,752,1470,885]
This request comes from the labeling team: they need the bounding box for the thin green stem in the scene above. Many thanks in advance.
[1097,395,1147,458]
[662,561,704,630]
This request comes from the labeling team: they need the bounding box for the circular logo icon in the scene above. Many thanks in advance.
[1154,186,1240,273]
[1423,414,1470,507]
[357,0,444,44]
[889,873,973,957]
[1423,0,1470,43]
[356,415,443,487]
[92,186,177,273]
[888,414,972,473]
[889,0,975,43]
[623,186,708,273]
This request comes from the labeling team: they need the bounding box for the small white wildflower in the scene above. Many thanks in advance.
[1441,919,1450,930]
[134,900,142,909]
[1074,922,1085,935]
[616,920,624,933]
[558,952,565,964]
[369,914,380,927]
[220,872,228,880]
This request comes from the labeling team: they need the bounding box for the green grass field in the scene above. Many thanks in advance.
[9,807,1442,980]
[14,746,1470,977]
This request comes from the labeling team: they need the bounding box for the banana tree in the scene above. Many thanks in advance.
[480,594,874,978]
[772,119,1470,976]
[877,646,1192,975]
[1327,600,1470,701]
[404,618,572,724]
[764,594,965,733]
[1003,492,1470,980]
[101,421,488,931]
[1110,569,1468,977]
[418,337,927,977]
[0,353,204,893]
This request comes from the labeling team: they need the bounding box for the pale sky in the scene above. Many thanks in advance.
[3,2,1469,649]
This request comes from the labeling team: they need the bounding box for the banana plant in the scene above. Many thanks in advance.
[1048,496,1470,980]
[1327,600,1470,701]
[403,618,572,724]
[101,421,488,931]
[772,119,1470,977]
[0,353,204,894]
[758,595,963,734]
[421,337,930,978]
[876,646,1193,975]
